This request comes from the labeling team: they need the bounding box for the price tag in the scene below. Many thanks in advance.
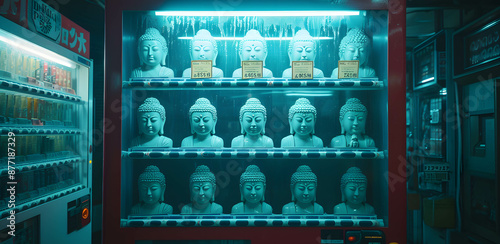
[292,61,313,79]
[241,61,263,79]
[191,60,212,79]
[338,60,359,79]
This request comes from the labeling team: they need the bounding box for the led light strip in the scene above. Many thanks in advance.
[156,10,360,17]
[178,36,333,41]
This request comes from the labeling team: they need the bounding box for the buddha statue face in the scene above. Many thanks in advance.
[341,111,366,136]
[290,165,317,203]
[137,28,168,67]
[288,30,316,65]
[241,182,265,204]
[239,30,267,64]
[137,98,166,136]
[239,98,267,135]
[191,112,215,136]
[343,182,367,206]
[189,98,218,135]
[138,165,166,204]
[288,98,317,135]
[340,167,368,204]
[240,165,266,202]
[189,165,216,204]
[138,111,164,137]
[293,182,316,204]
[139,181,164,205]
[339,29,370,67]
[290,112,315,136]
[190,29,218,65]
[241,112,265,136]
[339,98,367,135]
[190,181,215,206]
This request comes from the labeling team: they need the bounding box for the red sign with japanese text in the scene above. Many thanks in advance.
[60,14,89,58]
[0,0,28,28]
[0,0,89,58]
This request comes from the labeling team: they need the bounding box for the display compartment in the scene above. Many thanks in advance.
[121,9,389,225]
[0,18,91,218]
[104,0,406,243]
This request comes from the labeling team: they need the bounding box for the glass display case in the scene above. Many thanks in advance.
[0,13,92,243]
[104,0,406,243]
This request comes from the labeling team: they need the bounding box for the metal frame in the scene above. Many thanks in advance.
[103,0,407,243]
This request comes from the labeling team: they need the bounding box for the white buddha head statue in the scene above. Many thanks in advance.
[239,165,266,203]
[288,29,317,65]
[239,98,267,136]
[190,29,218,66]
[339,98,367,136]
[290,165,318,204]
[137,97,166,137]
[239,29,268,65]
[288,98,317,136]
[188,98,218,136]
[137,28,168,68]
[189,165,217,204]
[338,28,371,67]
[138,165,166,205]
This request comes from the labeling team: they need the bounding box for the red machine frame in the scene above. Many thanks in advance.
[103,0,407,243]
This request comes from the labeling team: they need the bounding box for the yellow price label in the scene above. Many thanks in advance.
[292,61,313,79]
[241,60,263,79]
[191,60,212,79]
[338,60,359,79]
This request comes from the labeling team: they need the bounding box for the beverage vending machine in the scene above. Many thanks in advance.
[0,0,93,243]
[103,0,406,243]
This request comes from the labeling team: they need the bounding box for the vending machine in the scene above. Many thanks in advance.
[103,0,406,243]
[0,0,93,243]
[452,7,500,244]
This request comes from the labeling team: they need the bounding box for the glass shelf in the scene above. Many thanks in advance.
[0,184,84,219]
[123,148,385,160]
[0,78,82,102]
[123,214,384,228]
[0,125,81,135]
[0,155,81,176]
[123,78,384,90]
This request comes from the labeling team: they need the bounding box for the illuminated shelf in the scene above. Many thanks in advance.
[0,78,82,102]
[123,148,385,160]
[123,214,384,227]
[0,125,81,135]
[0,156,81,176]
[123,78,384,90]
[0,184,85,218]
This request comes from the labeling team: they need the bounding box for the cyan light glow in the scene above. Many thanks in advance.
[156,11,360,17]
[421,77,435,84]
[0,29,75,68]
[178,36,334,41]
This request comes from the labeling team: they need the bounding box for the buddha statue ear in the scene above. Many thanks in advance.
[240,119,245,135]
[189,115,196,134]
[160,185,166,202]
[290,185,295,202]
[213,49,218,66]
[262,119,266,134]
[263,50,268,66]
[289,118,294,135]
[288,49,293,66]
[211,118,217,134]
[160,118,165,135]
[161,49,168,66]
[261,185,266,202]
[211,184,216,202]
[341,188,346,202]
